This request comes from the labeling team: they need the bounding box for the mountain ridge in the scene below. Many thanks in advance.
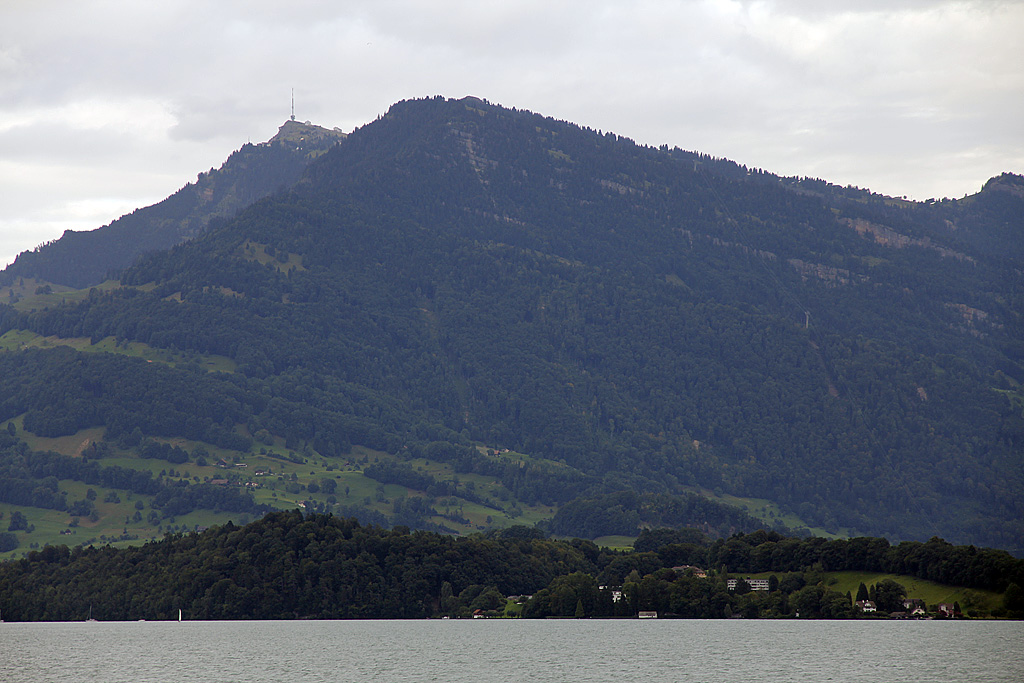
[1,120,346,289]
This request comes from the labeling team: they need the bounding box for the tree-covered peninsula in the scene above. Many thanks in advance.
[1,511,1021,621]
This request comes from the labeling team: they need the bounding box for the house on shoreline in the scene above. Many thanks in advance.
[855,600,877,613]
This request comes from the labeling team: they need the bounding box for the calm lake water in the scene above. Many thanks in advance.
[1,619,1021,682]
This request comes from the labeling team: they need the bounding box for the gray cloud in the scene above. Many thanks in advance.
[1,0,1021,267]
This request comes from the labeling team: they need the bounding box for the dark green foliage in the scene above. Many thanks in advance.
[363,461,437,493]
[634,527,711,552]
[1003,582,1024,617]
[0,532,17,552]
[6,511,28,532]
[790,584,855,618]
[0,348,255,450]
[490,525,547,541]
[150,483,267,519]
[548,492,770,539]
[66,499,94,518]
[872,578,908,612]
[0,511,597,621]
[139,440,190,464]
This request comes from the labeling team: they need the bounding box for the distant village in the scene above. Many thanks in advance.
[476,566,966,619]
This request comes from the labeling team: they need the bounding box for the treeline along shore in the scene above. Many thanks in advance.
[1,511,1022,621]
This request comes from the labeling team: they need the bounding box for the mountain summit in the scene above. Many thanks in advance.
[1,120,346,288]
[1,96,1021,552]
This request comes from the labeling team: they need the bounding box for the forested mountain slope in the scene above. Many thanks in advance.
[0,96,1021,552]
[1,120,346,288]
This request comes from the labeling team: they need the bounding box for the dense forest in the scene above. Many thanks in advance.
[0,96,1021,552]
[1,511,1021,621]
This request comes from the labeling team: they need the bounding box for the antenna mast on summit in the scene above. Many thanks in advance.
[290,88,295,121]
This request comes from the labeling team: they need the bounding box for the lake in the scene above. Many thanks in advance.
[1,619,1021,682]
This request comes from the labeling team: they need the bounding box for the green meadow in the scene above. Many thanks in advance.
[0,330,236,373]
[0,420,559,560]
[732,570,1002,614]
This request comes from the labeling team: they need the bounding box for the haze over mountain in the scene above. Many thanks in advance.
[3,120,346,288]
[1,96,1021,554]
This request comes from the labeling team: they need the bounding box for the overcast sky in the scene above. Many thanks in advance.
[1,0,1022,269]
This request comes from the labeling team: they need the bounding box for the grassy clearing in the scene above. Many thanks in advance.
[0,417,809,556]
[239,241,306,273]
[994,387,1024,415]
[0,278,120,311]
[244,443,556,532]
[594,535,635,550]
[503,599,524,617]
[0,330,237,373]
[0,416,564,561]
[822,570,1001,612]
[733,569,1002,613]
[856,255,889,268]
[1,503,84,555]
[17,425,106,457]
[690,487,849,539]
[0,480,162,560]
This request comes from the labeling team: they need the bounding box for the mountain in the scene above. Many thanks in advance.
[0,96,1021,553]
[1,120,346,289]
